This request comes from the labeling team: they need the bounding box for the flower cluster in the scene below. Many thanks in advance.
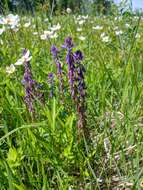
[62,37,87,131]
[50,37,87,133]
[8,37,87,133]
[40,23,61,40]
[0,14,20,31]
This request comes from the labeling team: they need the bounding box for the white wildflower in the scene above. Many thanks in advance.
[40,34,48,40]
[33,32,38,35]
[76,15,82,21]
[78,20,85,25]
[66,8,72,14]
[24,21,31,28]
[102,36,110,42]
[125,23,130,28]
[115,30,123,36]
[135,33,141,39]
[82,15,88,20]
[49,33,58,39]
[6,64,15,74]
[92,25,103,30]
[101,33,111,43]
[0,14,20,29]
[77,28,82,32]
[100,32,106,38]
[78,36,86,41]
[44,30,53,36]
[15,50,32,65]
[50,23,61,31]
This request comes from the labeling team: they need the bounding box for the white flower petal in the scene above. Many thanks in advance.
[78,36,86,41]
[26,56,32,61]
[15,58,24,65]
[24,50,30,59]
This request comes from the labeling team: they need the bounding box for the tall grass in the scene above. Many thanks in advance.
[0,5,143,189]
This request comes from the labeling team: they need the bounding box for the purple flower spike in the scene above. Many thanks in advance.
[74,50,84,61]
[22,54,35,113]
[63,37,87,132]
[51,45,59,59]
[62,37,77,100]
[22,49,42,114]
[62,37,75,49]
[51,45,64,96]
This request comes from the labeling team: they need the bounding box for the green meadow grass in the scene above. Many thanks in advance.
[1,12,143,189]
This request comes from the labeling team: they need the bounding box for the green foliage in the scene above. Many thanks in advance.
[1,10,143,189]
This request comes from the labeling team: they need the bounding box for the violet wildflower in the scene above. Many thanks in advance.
[74,50,86,130]
[74,50,85,99]
[51,45,64,95]
[22,48,43,114]
[47,73,54,98]
[62,36,75,49]
[62,37,76,100]
[22,48,36,113]
[62,37,87,133]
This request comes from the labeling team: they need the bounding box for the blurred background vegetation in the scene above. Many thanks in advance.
[0,0,119,15]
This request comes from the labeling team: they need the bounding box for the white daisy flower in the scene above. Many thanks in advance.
[0,14,20,29]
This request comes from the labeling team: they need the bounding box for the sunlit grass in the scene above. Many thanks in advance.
[0,10,143,189]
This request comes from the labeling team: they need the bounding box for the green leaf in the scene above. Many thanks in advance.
[13,183,28,190]
[7,147,17,163]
